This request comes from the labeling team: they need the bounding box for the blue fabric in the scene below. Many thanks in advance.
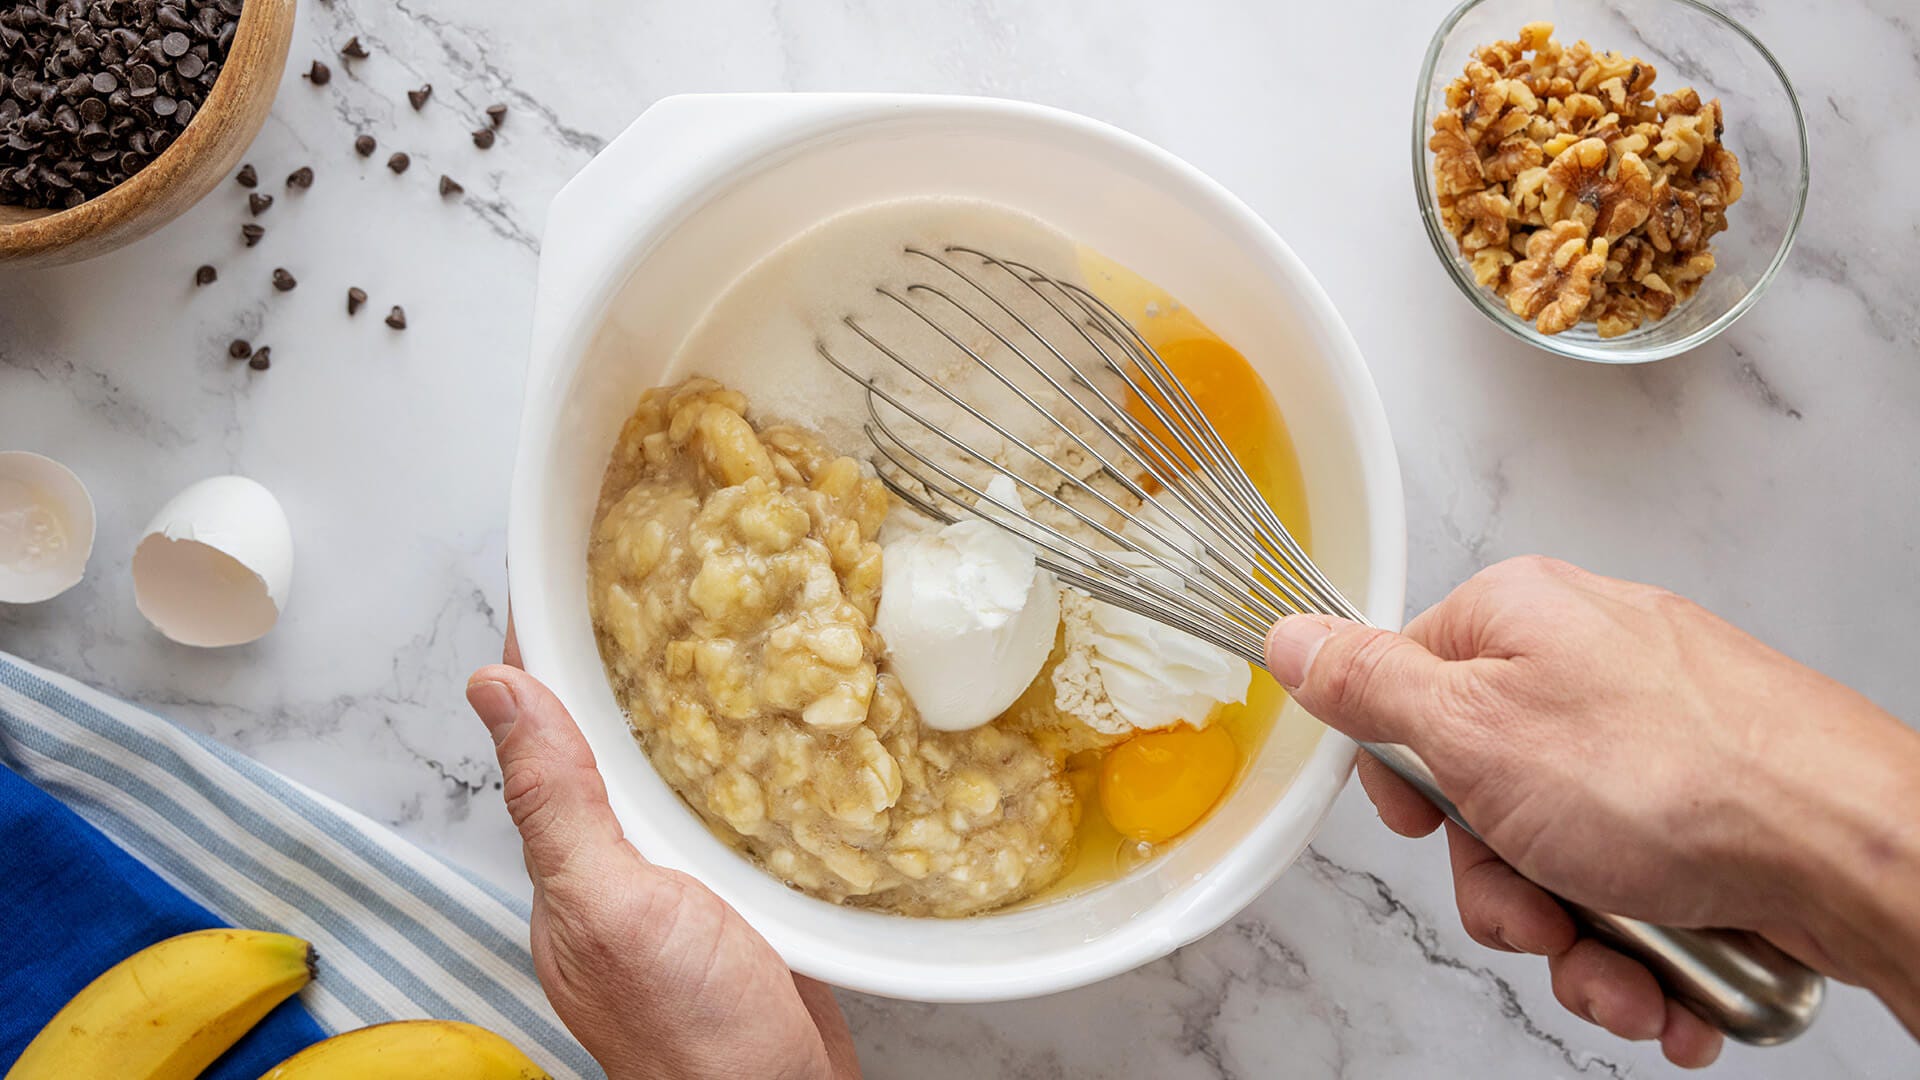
[0,762,324,1076]
[0,649,599,1080]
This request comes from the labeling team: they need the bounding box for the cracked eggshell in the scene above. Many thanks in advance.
[0,451,95,604]
[132,475,292,647]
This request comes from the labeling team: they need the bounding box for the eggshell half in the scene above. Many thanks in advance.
[0,451,96,603]
[132,475,292,647]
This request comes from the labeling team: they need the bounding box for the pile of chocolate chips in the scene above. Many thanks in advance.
[0,0,242,210]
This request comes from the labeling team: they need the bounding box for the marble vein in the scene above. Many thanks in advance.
[3,0,1916,1075]
[1302,850,1629,1079]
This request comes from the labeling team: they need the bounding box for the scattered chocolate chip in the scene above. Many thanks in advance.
[160,31,190,58]
[271,267,297,291]
[347,286,367,315]
[386,152,410,174]
[249,347,272,371]
[354,133,377,157]
[385,305,407,330]
[194,264,217,286]
[485,103,507,128]
[438,174,462,197]
[471,127,495,150]
[229,339,252,359]
[340,37,368,59]
[241,223,264,246]
[407,84,432,110]
[248,192,273,215]
[235,164,258,188]
[286,166,313,190]
[307,60,331,86]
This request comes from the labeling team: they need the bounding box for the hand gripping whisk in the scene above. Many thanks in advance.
[817,244,1822,1044]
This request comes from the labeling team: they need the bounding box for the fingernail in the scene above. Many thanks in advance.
[468,678,519,745]
[1589,997,1663,1041]
[1266,616,1335,690]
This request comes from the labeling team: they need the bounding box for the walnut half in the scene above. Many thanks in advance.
[1507,221,1609,335]
[1542,137,1653,242]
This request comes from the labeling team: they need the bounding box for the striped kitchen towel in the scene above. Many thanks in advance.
[0,649,602,1080]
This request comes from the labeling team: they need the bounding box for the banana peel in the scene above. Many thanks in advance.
[5,928,314,1080]
[258,1020,551,1079]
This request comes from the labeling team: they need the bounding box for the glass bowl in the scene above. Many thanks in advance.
[1413,0,1808,363]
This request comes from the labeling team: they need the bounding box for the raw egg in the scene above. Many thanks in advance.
[1098,722,1239,844]
[1079,248,1311,550]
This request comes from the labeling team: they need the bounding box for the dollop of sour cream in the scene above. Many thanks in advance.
[874,477,1060,732]
[1084,552,1251,730]
[1053,539,1251,735]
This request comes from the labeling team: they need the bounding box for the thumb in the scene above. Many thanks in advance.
[1264,615,1455,748]
[468,664,630,889]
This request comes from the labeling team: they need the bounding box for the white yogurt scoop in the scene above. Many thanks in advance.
[874,476,1059,732]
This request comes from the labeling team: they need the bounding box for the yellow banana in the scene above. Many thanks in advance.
[6,928,314,1080]
[257,1020,550,1079]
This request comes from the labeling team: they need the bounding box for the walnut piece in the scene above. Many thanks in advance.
[1429,112,1485,197]
[1429,22,1742,335]
[1507,221,1609,334]
[1542,137,1653,241]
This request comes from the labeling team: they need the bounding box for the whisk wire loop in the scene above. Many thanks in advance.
[819,336,1277,651]
[814,246,1348,652]
[925,249,1289,582]
[895,248,1313,621]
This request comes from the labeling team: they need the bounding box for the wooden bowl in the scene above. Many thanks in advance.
[0,0,295,268]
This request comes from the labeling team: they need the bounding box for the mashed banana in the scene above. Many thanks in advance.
[588,378,1075,916]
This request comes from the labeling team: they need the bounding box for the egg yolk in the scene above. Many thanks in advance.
[1123,336,1304,521]
[1098,722,1239,844]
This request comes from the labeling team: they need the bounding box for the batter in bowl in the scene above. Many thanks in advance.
[588,198,1317,916]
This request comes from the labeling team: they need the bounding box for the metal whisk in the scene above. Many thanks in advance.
[817,245,1822,1045]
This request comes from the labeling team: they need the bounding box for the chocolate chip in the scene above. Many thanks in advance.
[229,339,252,359]
[385,305,407,330]
[386,151,409,174]
[194,264,217,286]
[438,174,462,197]
[248,192,272,215]
[471,127,494,150]
[347,286,367,315]
[241,222,264,246]
[249,347,271,370]
[0,0,238,208]
[235,163,257,187]
[306,60,331,86]
[271,267,296,292]
[407,84,431,110]
[354,133,376,157]
[485,103,507,128]
[340,37,368,59]
[286,166,313,190]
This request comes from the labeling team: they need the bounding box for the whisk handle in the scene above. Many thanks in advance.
[1358,740,1825,1045]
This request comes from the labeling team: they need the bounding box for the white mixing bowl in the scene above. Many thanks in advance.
[510,93,1406,1002]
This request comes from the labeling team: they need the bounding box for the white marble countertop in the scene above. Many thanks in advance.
[4,0,1917,1075]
